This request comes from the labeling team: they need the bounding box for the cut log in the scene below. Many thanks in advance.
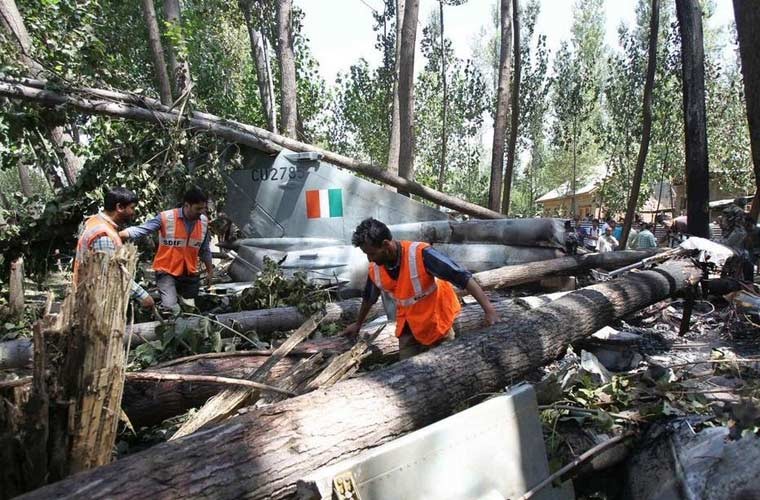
[124,297,382,347]
[472,249,661,290]
[22,260,701,500]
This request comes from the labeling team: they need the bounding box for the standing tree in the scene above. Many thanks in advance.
[240,0,277,132]
[0,0,80,185]
[140,0,172,106]
[501,0,521,215]
[488,0,513,212]
[162,0,192,100]
[675,0,709,237]
[387,0,405,180]
[733,0,760,222]
[619,0,660,248]
[397,0,420,192]
[276,0,298,138]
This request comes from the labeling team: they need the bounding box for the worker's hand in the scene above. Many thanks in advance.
[140,294,155,309]
[118,229,130,239]
[341,322,361,337]
[483,307,499,327]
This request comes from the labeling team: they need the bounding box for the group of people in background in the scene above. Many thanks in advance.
[564,215,657,255]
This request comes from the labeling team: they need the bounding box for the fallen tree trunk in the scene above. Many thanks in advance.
[473,249,661,290]
[22,260,701,500]
[122,298,526,427]
[0,77,501,219]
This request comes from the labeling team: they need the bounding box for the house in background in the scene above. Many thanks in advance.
[537,178,677,221]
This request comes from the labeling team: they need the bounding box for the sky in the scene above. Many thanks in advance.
[296,0,736,86]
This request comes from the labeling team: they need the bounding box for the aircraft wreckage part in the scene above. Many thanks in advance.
[25,260,702,500]
[473,249,662,290]
[122,299,528,428]
[388,218,566,249]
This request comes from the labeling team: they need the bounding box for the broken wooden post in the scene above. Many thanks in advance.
[22,260,702,500]
[0,245,137,497]
[9,257,24,318]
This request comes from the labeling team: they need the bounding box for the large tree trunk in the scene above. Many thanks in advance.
[0,78,504,219]
[620,0,659,248]
[162,0,192,100]
[733,0,760,222]
[397,0,420,194]
[123,298,528,428]
[240,0,277,132]
[140,0,172,106]
[488,0,513,212]
[276,0,297,138]
[386,0,405,183]
[676,0,710,238]
[22,260,701,500]
[501,0,520,215]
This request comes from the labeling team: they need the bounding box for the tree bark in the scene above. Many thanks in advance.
[46,124,80,185]
[386,0,405,183]
[472,248,661,290]
[240,0,277,132]
[162,0,192,100]
[488,0,513,212]
[676,0,710,238]
[140,0,173,106]
[620,0,659,249]
[733,0,760,222]
[501,0,520,215]
[9,257,24,318]
[397,0,420,194]
[436,1,447,193]
[22,260,701,500]
[0,78,505,219]
[276,0,297,138]
[16,163,33,197]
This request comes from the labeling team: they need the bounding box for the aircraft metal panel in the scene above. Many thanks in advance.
[223,148,447,241]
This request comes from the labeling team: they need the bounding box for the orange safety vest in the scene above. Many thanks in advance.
[73,213,122,283]
[152,208,208,277]
[369,241,461,345]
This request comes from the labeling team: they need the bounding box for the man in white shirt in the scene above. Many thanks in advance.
[598,226,619,253]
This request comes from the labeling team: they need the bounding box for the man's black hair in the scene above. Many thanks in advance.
[104,187,138,211]
[184,186,208,205]
[351,218,392,247]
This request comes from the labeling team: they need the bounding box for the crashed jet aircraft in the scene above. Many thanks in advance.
[221,148,567,297]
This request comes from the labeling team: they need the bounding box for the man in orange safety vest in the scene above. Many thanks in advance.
[74,187,154,309]
[342,218,499,359]
[120,186,213,313]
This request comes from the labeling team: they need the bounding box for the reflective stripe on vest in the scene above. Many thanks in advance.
[153,208,208,276]
[73,214,122,283]
[371,242,438,307]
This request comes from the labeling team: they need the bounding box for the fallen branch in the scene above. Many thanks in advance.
[517,432,635,500]
[0,78,501,219]
[124,373,296,396]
